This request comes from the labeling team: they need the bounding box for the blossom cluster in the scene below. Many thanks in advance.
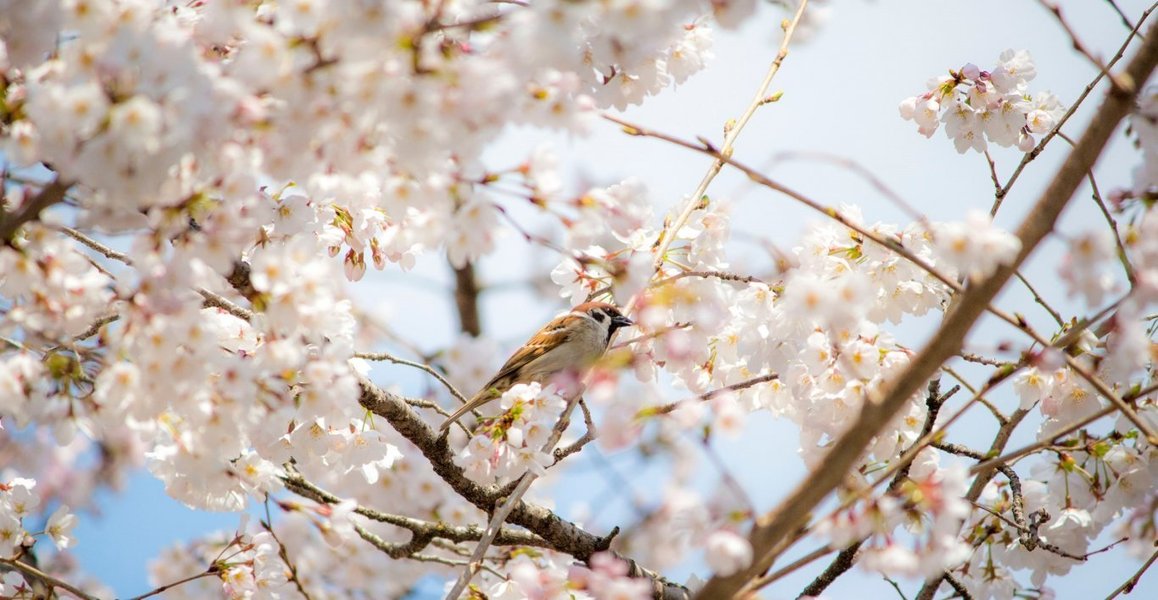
[899,50,1066,153]
[957,433,1156,598]
[624,203,968,464]
[815,461,972,578]
[609,483,755,581]
[452,383,569,486]
[479,552,652,600]
[0,227,114,342]
[546,177,658,306]
[0,0,724,285]
[1059,230,1121,307]
[0,477,77,562]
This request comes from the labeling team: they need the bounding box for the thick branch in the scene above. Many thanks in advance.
[0,178,72,243]
[797,541,862,599]
[792,381,950,598]
[452,261,482,337]
[355,379,689,599]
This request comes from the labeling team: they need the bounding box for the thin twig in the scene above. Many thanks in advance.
[262,497,314,600]
[199,288,254,321]
[1062,353,1158,444]
[1014,271,1065,327]
[1036,0,1115,77]
[281,472,550,549]
[647,373,780,416]
[58,226,254,324]
[653,270,766,287]
[971,378,1158,474]
[57,226,133,264]
[612,322,692,349]
[649,0,810,270]
[958,352,1014,368]
[1106,546,1158,599]
[940,365,978,394]
[355,351,470,406]
[984,150,1003,198]
[69,313,119,342]
[1053,130,1137,286]
[1086,168,1136,285]
[943,572,974,600]
[407,552,505,578]
[745,544,834,591]
[762,151,928,224]
[796,541,863,598]
[940,444,1085,561]
[399,396,457,419]
[552,399,597,464]
[1105,0,1135,30]
[122,570,220,600]
[884,575,911,600]
[702,438,756,514]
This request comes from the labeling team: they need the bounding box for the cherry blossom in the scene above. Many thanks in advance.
[900,49,1064,153]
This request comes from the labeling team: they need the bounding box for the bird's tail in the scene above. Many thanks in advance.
[438,397,480,433]
[438,386,503,433]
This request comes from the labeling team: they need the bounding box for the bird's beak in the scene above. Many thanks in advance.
[611,314,634,329]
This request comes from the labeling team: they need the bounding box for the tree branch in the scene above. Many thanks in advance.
[650,0,810,270]
[647,373,780,416]
[452,261,482,337]
[354,378,690,599]
[356,350,470,407]
[0,555,98,600]
[281,472,551,551]
[0,177,72,243]
[1106,545,1158,599]
[790,381,950,598]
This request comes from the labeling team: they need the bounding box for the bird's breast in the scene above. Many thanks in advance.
[524,323,607,379]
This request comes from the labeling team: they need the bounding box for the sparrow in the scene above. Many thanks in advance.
[439,302,633,433]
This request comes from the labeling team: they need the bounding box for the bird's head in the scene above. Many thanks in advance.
[573,301,634,336]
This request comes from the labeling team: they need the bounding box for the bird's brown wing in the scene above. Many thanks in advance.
[480,314,574,391]
[438,313,577,432]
